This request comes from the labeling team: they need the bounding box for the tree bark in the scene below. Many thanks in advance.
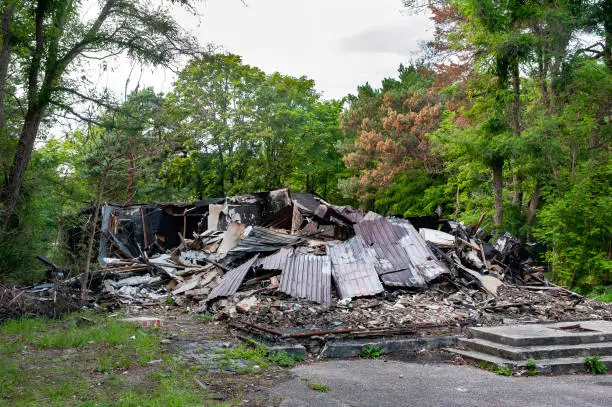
[604,0,611,69]
[526,183,541,225]
[1,0,46,226]
[510,62,522,206]
[0,0,15,135]
[492,164,503,228]
[82,174,105,302]
[1,106,44,225]
[126,154,136,204]
[455,184,460,221]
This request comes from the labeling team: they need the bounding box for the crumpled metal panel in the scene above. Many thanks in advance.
[353,217,448,287]
[292,193,328,214]
[329,205,365,224]
[256,248,293,270]
[354,218,424,287]
[229,227,299,254]
[390,218,449,282]
[326,236,384,299]
[278,251,332,305]
[207,255,259,302]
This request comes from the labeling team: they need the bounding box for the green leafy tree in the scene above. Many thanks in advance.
[0,0,197,227]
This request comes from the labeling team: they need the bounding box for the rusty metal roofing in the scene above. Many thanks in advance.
[353,217,448,287]
[207,255,259,302]
[229,227,299,254]
[278,251,332,305]
[326,236,384,299]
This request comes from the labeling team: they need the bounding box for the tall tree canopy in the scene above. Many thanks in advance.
[162,53,346,201]
[0,0,197,227]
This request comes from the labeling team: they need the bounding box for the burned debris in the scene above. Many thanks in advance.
[24,188,609,331]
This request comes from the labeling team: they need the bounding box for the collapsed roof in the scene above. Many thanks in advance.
[97,188,449,306]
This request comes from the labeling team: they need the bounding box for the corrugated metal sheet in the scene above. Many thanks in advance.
[326,236,384,299]
[256,248,293,270]
[278,251,332,305]
[292,193,328,214]
[390,218,449,282]
[353,217,448,287]
[207,255,259,302]
[229,227,299,254]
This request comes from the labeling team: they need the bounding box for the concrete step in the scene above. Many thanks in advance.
[447,347,612,375]
[458,337,612,361]
[469,320,612,347]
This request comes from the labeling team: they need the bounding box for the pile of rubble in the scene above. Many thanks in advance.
[49,188,611,330]
[0,283,81,321]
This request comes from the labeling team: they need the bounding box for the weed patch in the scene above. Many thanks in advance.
[481,362,513,376]
[489,363,513,376]
[585,354,608,375]
[220,345,303,370]
[307,382,329,392]
[359,345,384,359]
[526,358,537,376]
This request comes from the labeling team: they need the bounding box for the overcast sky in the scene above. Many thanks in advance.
[100,0,433,101]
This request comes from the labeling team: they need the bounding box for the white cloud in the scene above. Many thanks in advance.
[79,0,434,107]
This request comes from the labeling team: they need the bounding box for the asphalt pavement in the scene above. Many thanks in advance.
[270,359,612,407]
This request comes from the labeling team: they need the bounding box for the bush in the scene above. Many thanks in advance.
[534,163,612,288]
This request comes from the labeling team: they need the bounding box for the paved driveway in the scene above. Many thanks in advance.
[271,359,612,407]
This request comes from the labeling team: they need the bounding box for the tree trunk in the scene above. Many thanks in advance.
[492,164,503,228]
[82,174,105,302]
[526,183,541,225]
[1,106,44,226]
[512,172,522,206]
[0,0,15,135]
[604,0,611,69]
[510,62,522,206]
[455,184,460,221]
[126,155,136,204]
[1,1,46,226]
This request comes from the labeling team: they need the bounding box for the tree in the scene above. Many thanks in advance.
[0,0,198,227]
[163,53,265,198]
[101,88,167,204]
[340,64,447,210]
[162,53,345,200]
[251,72,319,190]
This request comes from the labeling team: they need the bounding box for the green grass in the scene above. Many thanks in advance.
[219,345,304,372]
[195,313,214,323]
[0,311,218,406]
[359,345,385,359]
[478,361,513,376]
[307,382,329,392]
[586,286,612,302]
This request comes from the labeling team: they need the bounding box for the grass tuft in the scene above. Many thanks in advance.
[307,382,329,392]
